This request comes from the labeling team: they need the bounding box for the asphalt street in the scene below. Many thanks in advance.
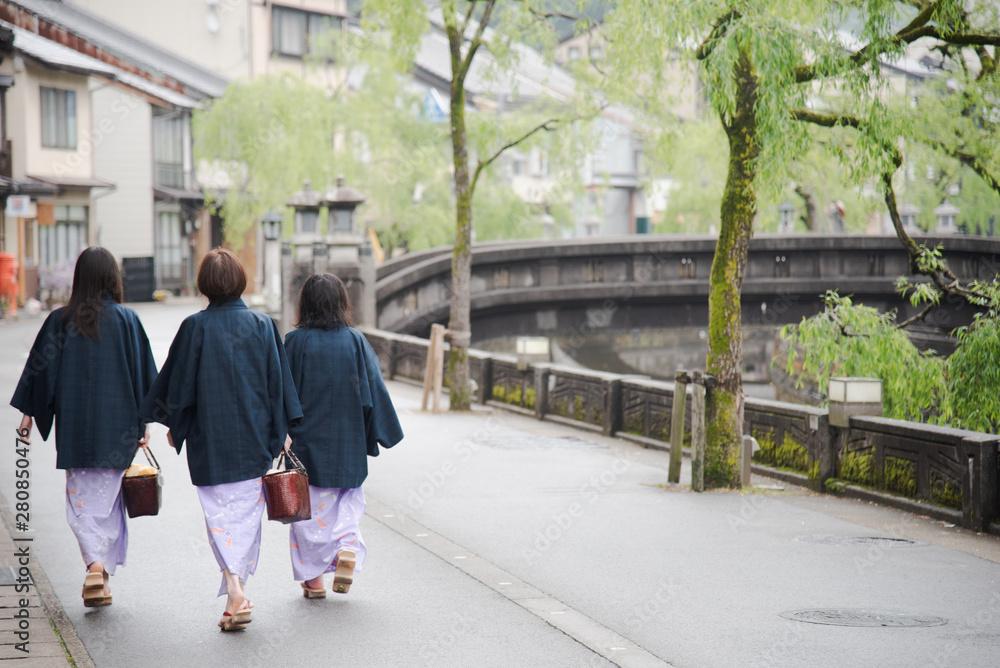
[1,299,999,667]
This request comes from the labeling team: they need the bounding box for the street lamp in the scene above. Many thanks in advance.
[828,377,883,427]
[778,201,795,234]
[260,210,283,242]
[259,209,284,315]
[323,175,366,234]
[286,180,322,236]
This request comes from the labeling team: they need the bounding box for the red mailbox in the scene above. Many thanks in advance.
[0,252,17,298]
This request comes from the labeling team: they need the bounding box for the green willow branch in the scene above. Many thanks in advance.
[695,10,741,61]
[791,108,993,316]
[792,2,1000,83]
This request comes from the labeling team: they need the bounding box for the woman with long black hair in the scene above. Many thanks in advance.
[11,247,157,608]
[284,273,403,598]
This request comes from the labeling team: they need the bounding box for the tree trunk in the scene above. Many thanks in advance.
[446,48,472,411]
[794,184,817,232]
[705,48,758,489]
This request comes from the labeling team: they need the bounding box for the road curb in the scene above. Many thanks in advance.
[0,488,93,668]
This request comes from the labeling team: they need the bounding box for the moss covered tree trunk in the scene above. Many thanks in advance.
[446,84,472,411]
[705,48,759,488]
[442,3,477,412]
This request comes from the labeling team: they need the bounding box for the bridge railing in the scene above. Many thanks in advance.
[361,327,1000,534]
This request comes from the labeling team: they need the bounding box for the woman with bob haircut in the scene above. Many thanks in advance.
[139,248,301,630]
[11,247,157,608]
[284,273,402,598]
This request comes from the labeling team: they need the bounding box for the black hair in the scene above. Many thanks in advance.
[296,273,353,330]
[62,247,123,341]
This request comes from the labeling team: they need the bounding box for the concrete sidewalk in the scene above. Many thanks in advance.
[1,301,999,667]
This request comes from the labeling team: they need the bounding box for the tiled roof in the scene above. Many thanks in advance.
[3,19,201,108]
[7,0,228,98]
[6,18,116,76]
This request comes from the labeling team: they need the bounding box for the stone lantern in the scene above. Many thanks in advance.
[286,180,322,236]
[934,200,960,235]
[278,176,375,333]
[323,175,366,235]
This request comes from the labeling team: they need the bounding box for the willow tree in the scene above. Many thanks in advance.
[605,1,1000,487]
[363,0,579,410]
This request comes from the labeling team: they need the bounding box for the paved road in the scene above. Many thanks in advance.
[1,300,999,667]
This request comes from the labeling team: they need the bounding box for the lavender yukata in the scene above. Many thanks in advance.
[66,470,128,574]
[139,299,301,595]
[198,479,266,596]
[290,487,368,581]
[11,298,157,574]
[284,326,402,582]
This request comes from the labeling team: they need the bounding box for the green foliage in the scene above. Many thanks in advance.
[840,448,879,488]
[948,317,1000,433]
[780,291,948,422]
[883,457,917,498]
[193,24,575,251]
[752,430,810,475]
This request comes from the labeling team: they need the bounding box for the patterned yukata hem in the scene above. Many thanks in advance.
[289,486,367,582]
[196,477,265,597]
[65,469,128,576]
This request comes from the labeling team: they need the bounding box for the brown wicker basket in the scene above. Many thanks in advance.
[122,446,162,518]
[262,449,311,524]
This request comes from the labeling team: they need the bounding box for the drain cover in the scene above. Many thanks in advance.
[781,609,946,627]
[796,535,926,548]
[477,434,608,451]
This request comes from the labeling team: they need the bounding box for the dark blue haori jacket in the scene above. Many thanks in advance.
[10,296,157,470]
[138,299,302,486]
[284,326,403,489]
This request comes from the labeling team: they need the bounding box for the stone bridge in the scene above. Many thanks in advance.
[376,235,1000,346]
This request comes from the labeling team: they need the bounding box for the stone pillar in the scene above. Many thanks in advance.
[669,371,689,484]
[963,435,1000,531]
[358,241,377,327]
[602,378,622,437]
[279,241,293,335]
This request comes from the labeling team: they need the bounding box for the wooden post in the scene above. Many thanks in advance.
[668,370,689,483]
[690,371,706,492]
[431,325,446,412]
[421,324,444,411]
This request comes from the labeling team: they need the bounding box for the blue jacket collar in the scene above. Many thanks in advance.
[206,298,247,311]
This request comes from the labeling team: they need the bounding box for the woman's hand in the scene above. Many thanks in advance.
[17,415,32,444]
[138,424,151,449]
[284,434,292,453]
[166,430,175,450]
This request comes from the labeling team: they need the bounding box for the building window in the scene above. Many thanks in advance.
[40,87,77,149]
[272,6,341,57]
[153,110,185,188]
[156,211,183,283]
[589,45,602,60]
[39,205,87,268]
[568,46,581,60]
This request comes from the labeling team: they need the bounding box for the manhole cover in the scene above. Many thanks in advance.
[781,609,947,627]
[796,535,926,548]
[477,435,608,451]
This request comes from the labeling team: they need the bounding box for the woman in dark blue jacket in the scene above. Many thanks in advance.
[139,249,301,630]
[285,273,402,598]
[11,247,157,608]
